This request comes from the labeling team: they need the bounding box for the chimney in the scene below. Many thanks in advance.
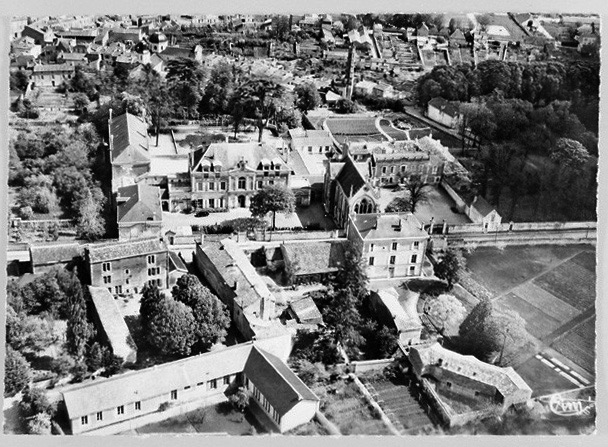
[260,294,275,321]
[109,107,113,123]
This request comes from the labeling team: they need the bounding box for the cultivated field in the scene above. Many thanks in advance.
[463,244,596,385]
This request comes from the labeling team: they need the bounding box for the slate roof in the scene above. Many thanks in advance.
[109,112,150,165]
[192,142,288,173]
[32,63,75,73]
[334,156,370,197]
[88,286,135,362]
[159,46,193,59]
[410,342,532,398]
[281,241,346,276]
[288,297,323,324]
[352,213,428,240]
[29,242,83,266]
[116,183,162,224]
[428,97,461,118]
[243,346,319,415]
[469,195,495,217]
[87,238,166,263]
[168,251,188,272]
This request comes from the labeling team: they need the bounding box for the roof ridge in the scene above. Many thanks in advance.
[252,346,304,402]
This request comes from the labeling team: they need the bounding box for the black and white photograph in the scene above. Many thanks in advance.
[2,4,602,438]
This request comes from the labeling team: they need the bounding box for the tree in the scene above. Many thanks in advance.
[550,138,590,171]
[19,387,56,419]
[249,184,296,230]
[140,283,164,331]
[10,70,30,92]
[434,248,466,289]
[26,413,52,435]
[148,297,197,357]
[334,246,369,300]
[323,287,363,350]
[5,347,32,397]
[385,196,411,213]
[75,188,106,241]
[172,274,230,352]
[200,61,235,115]
[72,92,90,115]
[6,305,57,355]
[229,387,251,412]
[85,342,105,372]
[65,278,95,360]
[424,294,467,334]
[231,77,286,142]
[295,82,321,113]
[403,177,430,213]
[336,98,357,114]
[458,298,529,365]
[476,14,492,32]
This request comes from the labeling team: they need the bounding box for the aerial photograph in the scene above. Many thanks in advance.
[3,10,599,436]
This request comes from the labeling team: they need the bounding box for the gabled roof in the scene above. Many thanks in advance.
[335,156,369,197]
[450,29,466,40]
[288,297,323,324]
[109,112,150,165]
[281,241,346,276]
[87,238,166,263]
[469,195,495,217]
[168,251,188,272]
[117,183,162,224]
[410,342,532,398]
[32,63,75,73]
[428,96,461,118]
[88,286,135,361]
[244,346,319,415]
[29,242,83,266]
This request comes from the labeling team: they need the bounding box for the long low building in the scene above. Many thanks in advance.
[62,341,319,434]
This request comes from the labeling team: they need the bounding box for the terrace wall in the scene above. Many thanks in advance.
[350,358,395,374]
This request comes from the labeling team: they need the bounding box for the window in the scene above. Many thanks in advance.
[220,181,226,190]
[391,242,398,251]
[125,269,129,275]
[381,166,387,174]
[115,285,122,294]
[432,166,438,174]
[171,390,177,400]
[411,254,418,263]
[413,241,420,249]
[147,255,156,264]
[390,166,395,174]
[196,182,203,191]
[96,411,103,421]
[401,165,406,172]
[409,266,415,274]
[102,262,111,272]
[223,375,230,385]
[126,278,130,285]
[210,182,215,191]
[134,287,138,294]
[103,275,111,284]
[369,257,375,266]
[209,198,215,208]
[238,177,246,189]
[135,401,141,411]
[81,415,88,425]
[446,382,452,388]
[197,382,205,387]
[209,379,217,390]
[117,405,124,415]
[389,256,396,265]
[370,243,374,252]
[308,146,313,153]
[257,180,263,189]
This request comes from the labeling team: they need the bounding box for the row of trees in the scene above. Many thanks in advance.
[9,125,107,240]
[139,274,230,358]
[73,59,322,143]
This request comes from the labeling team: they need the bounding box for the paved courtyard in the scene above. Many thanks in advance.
[462,244,596,394]
[378,185,471,225]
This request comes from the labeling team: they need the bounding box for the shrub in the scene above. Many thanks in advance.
[228,387,250,412]
[19,387,56,419]
[51,354,75,377]
[27,412,52,435]
[158,402,171,412]
[70,363,89,383]
[4,347,32,397]
[19,206,34,220]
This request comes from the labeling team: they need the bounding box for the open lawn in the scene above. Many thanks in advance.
[551,316,596,375]
[515,356,580,398]
[133,402,262,435]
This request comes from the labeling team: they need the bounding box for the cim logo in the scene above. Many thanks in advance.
[548,395,595,417]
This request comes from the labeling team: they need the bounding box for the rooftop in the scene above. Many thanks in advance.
[87,238,166,263]
[116,183,162,224]
[352,213,429,240]
[192,142,288,173]
[88,286,135,362]
[288,297,323,324]
[281,240,346,276]
[109,112,150,166]
[410,342,532,398]
[29,242,83,266]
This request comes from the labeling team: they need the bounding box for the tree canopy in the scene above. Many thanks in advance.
[249,184,296,230]
[434,248,466,289]
[5,347,32,397]
[424,294,467,334]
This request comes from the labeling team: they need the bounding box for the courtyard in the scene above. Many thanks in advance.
[120,401,264,435]
[378,185,472,226]
[461,244,596,394]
